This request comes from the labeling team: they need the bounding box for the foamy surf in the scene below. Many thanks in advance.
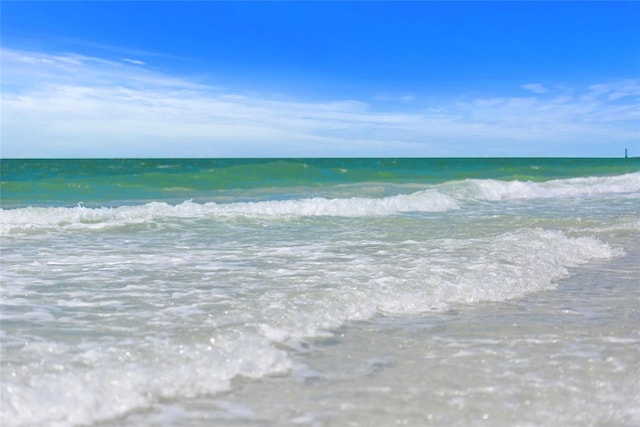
[2,159,638,427]
[2,173,638,235]
[0,226,624,426]
[451,172,640,201]
[0,191,459,234]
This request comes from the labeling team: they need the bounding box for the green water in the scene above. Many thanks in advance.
[1,158,637,208]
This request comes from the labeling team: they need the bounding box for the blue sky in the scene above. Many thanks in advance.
[1,1,639,158]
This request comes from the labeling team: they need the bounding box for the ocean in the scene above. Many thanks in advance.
[1,158,639,426]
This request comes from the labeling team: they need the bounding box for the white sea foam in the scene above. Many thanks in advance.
[0,226,625,426]
[208,189,459,217]
[374,229,623,314]
[453,172,640,201]
[2,173,638,234]
[1,337,291,427]
[1,173,636,426]
[0,190,459,234]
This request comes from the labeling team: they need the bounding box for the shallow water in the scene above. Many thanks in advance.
[96,231,640,427]
[1,158,638,426]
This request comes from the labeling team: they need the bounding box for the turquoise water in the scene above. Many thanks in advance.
[1,158,639,426]
[2,158,637,207]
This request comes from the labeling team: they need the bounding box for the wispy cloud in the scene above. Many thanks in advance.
[121,58,145,65]
[522,83,548,94]
[584,81,640,101]
[373,93,417,102]
[1,48,638,157]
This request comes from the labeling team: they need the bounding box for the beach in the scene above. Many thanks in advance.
[1,158,639,426]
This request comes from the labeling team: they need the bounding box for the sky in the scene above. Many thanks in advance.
[1,1,639,158]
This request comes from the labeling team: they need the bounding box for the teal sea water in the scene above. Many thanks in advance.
[1,158,639,426]
[1,158,637,208]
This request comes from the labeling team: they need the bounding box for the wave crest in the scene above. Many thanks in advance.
[0,191,459,234]
[453,172,640,201]
[2,173,638,234]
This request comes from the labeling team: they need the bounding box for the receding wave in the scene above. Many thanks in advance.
[0,228,623,426]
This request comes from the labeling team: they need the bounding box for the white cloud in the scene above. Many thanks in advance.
[1,47,638,157]
[121,58,145,65]
[522,83,548,94]
[581,81,640,102]
[373,93,416,102]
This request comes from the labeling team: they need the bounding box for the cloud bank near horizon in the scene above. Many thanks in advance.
[2,48,638,158]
